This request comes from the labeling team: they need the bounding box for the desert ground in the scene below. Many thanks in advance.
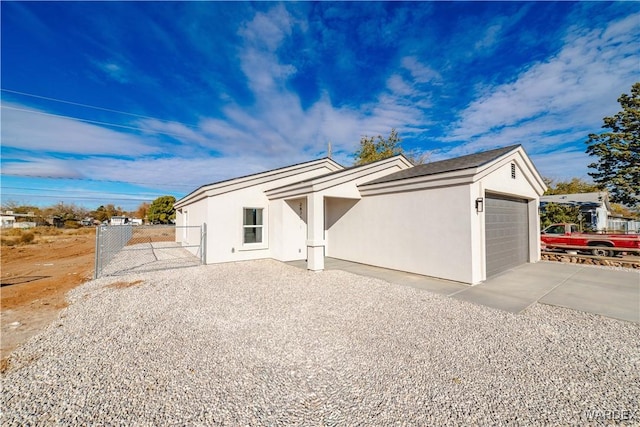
[0,227,95,370]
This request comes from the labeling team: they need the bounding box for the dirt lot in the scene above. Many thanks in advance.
[1,228,95,371]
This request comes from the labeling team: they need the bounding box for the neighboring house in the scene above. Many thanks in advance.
[175,145,546,285]
[107,217,143,226]
[540,192,611,231]
[1,212,16,228]
[48,216,65,228]
[1,211,37,228]
[109,216,129,226]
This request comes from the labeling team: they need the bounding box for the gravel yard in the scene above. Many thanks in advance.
[2,259,639,425]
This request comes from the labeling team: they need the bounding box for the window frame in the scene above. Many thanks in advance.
[241,207,266,248]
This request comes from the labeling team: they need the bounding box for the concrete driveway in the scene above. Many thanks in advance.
[289,258,640,323]
[451,262,639,323]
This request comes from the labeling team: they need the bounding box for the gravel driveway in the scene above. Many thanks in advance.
[2,259,639,425]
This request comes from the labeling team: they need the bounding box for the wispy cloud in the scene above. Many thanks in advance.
[90,61,129,83]
[135,5,434,164]
[401,56,441,85]
[1,101,158,156]
[1,157,83,179]
[474,24,503,52]
[530,149,595,181]
[444,12,639,160]
[95,61,130,84]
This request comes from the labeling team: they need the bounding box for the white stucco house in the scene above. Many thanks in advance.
[1,212,16,228]
[1,211,37,229]
[540,192,640,233]
[175,144,546,284]
[540,192,611,231]
[109,216,129,226]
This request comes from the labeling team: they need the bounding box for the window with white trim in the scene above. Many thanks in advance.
[243,208,263,244]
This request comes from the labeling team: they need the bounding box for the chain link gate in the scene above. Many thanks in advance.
[94,224,206,278]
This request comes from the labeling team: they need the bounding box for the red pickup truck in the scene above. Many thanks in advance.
[541,223,640,257]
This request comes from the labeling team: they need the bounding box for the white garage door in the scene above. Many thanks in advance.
[485,194,529,277]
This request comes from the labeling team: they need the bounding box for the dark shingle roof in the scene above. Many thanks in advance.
[363,145,521,185]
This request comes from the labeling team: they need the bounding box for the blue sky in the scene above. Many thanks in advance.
[1,2,638,211]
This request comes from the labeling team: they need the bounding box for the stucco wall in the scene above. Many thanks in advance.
[477,160,541,200]
[270,198,307,262]
[204,188,271,263]
[326,185,475,284]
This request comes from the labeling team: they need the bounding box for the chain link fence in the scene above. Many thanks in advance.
[94,224,205,278]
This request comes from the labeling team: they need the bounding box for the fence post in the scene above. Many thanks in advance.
[94,225,101,279]
[201,223,207,265]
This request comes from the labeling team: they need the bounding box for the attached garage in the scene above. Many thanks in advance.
[485,194,529,278]
[331,145,546,284]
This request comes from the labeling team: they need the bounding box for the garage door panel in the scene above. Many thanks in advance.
[485,195,529,277]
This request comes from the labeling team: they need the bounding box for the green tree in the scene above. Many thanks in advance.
[353,128,427,166]
[543,177,602,195]
[91,204,123,223]
[585,82,640,207]
[539,202,582,230]
[147,196,176,224]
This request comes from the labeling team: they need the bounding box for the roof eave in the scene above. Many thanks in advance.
[175,157,343,208]
[265,155,414,200]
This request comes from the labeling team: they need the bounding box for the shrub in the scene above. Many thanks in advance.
[1,238,16,246]
[19,232,35,244]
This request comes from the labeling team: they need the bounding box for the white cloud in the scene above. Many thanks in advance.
[444,12,639,167]
[77,155,301,192]
[401,56,441,84]
[171,5,433,162]
[474,24,503,52]
[94,60,130,83]
[0,157,83,179]
[136,119,211,147]
[1,102,159,156]
[238,4,294,52]
[530,149,595,181]
[3,4,436,192]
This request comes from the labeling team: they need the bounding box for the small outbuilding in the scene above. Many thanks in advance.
[175,144,546,284]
